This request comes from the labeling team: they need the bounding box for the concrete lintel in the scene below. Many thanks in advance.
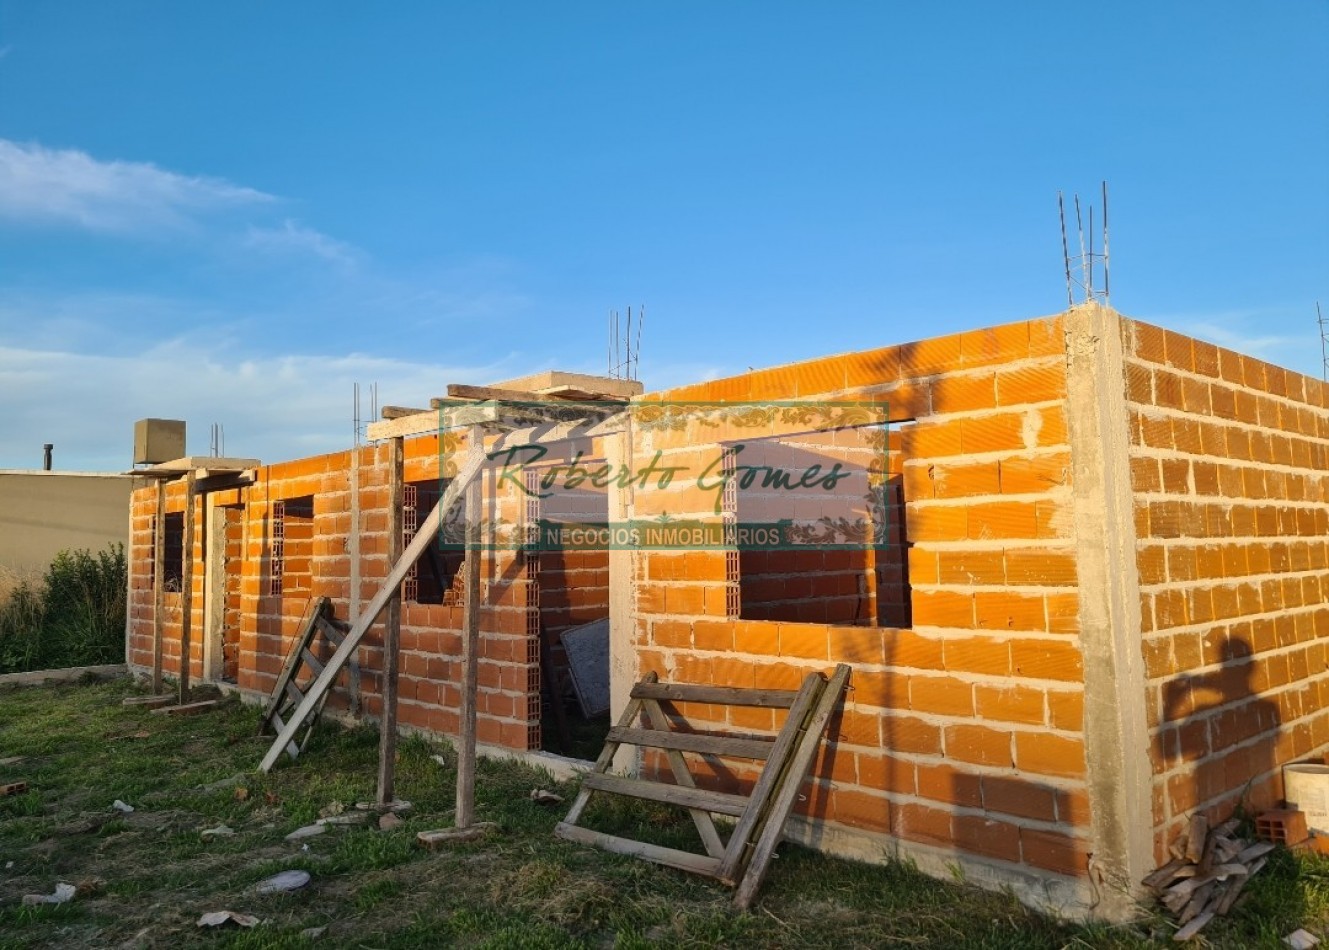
[1063,304,1152,920]
[0,664,128,686]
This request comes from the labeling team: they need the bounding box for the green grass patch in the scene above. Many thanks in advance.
[0,680,1326,947]
[0,545,126,674]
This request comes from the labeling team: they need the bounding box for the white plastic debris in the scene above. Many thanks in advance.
[111,800,134,813]
[197,910,259,928]
[284,824,326,842]
[22,883,76,905]
[201,824,235,838]
[254,869,311,894]
[1285,931,1320,950]
[529,788,564,805]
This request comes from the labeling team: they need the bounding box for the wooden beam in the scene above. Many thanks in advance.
[380,406,431,419]
[364,411,437,441]
[377,437,404,805]
[631,682,800,709]
[580,772,750,818]
[152,479,166,694]
[455,430,482,829]
[178,472,196,703]
[367,404,626,442]
[555,823,721,877]
[606,726,775,761]
[445,383,562,403]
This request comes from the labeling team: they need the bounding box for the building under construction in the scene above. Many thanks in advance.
[125,304,1329,920]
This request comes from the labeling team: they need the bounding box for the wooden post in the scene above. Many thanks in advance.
[178,471,196,704]
[377,437,404,805]
[152,478,166,695]
[348,442,362,715]
[455,427,483,828]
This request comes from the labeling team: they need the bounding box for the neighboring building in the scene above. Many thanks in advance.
[123,305,1329,921]
[0,470,133,578]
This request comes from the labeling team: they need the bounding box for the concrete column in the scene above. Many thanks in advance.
[201,493,227,681]
[606,427,637,774]
[1063,304,1153,920]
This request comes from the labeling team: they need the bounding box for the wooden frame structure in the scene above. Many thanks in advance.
[556,664,851,909]
[256,410,626,826]
[132,457,258,706]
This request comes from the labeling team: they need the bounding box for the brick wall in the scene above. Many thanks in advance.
[127,427,615,756]
[632,316,1094,885]
[1121,318,1329,861]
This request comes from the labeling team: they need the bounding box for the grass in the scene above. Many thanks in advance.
[1,679,1327,948]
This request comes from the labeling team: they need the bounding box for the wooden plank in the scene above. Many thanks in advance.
[367,405,626,444]
[607,726,774,761]
[150,699,221,717]
[417,823,496,848]
[152,479,165,694]
[715,673,826,884]
[581,773,750,818]
[377,436,404,806]
[122,694,174,708]
[555,823,722,878]
[446,383,567,403]
[456,441,482,828]
[259,438,489,771]
[639,698,727,859]
[631,682,799,709]
[178,471,196,703]
[733,664,852,909]
[380,405,431,419]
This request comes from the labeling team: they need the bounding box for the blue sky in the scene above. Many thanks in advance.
[0,1,1325,471]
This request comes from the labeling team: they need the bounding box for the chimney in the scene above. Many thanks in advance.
[42,444,53,471]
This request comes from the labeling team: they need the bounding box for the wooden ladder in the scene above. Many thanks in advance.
[258,597,349,761]
[556,663,851,909]
[257,440,487,773]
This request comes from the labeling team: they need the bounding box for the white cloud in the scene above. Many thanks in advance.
[0,139,273,233]
[0,341,518,472]
[243,219,359,268]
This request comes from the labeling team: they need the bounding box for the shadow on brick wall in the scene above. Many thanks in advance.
[1161,636,1281,825]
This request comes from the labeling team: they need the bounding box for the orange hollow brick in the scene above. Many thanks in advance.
[1014,731,1085,779]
